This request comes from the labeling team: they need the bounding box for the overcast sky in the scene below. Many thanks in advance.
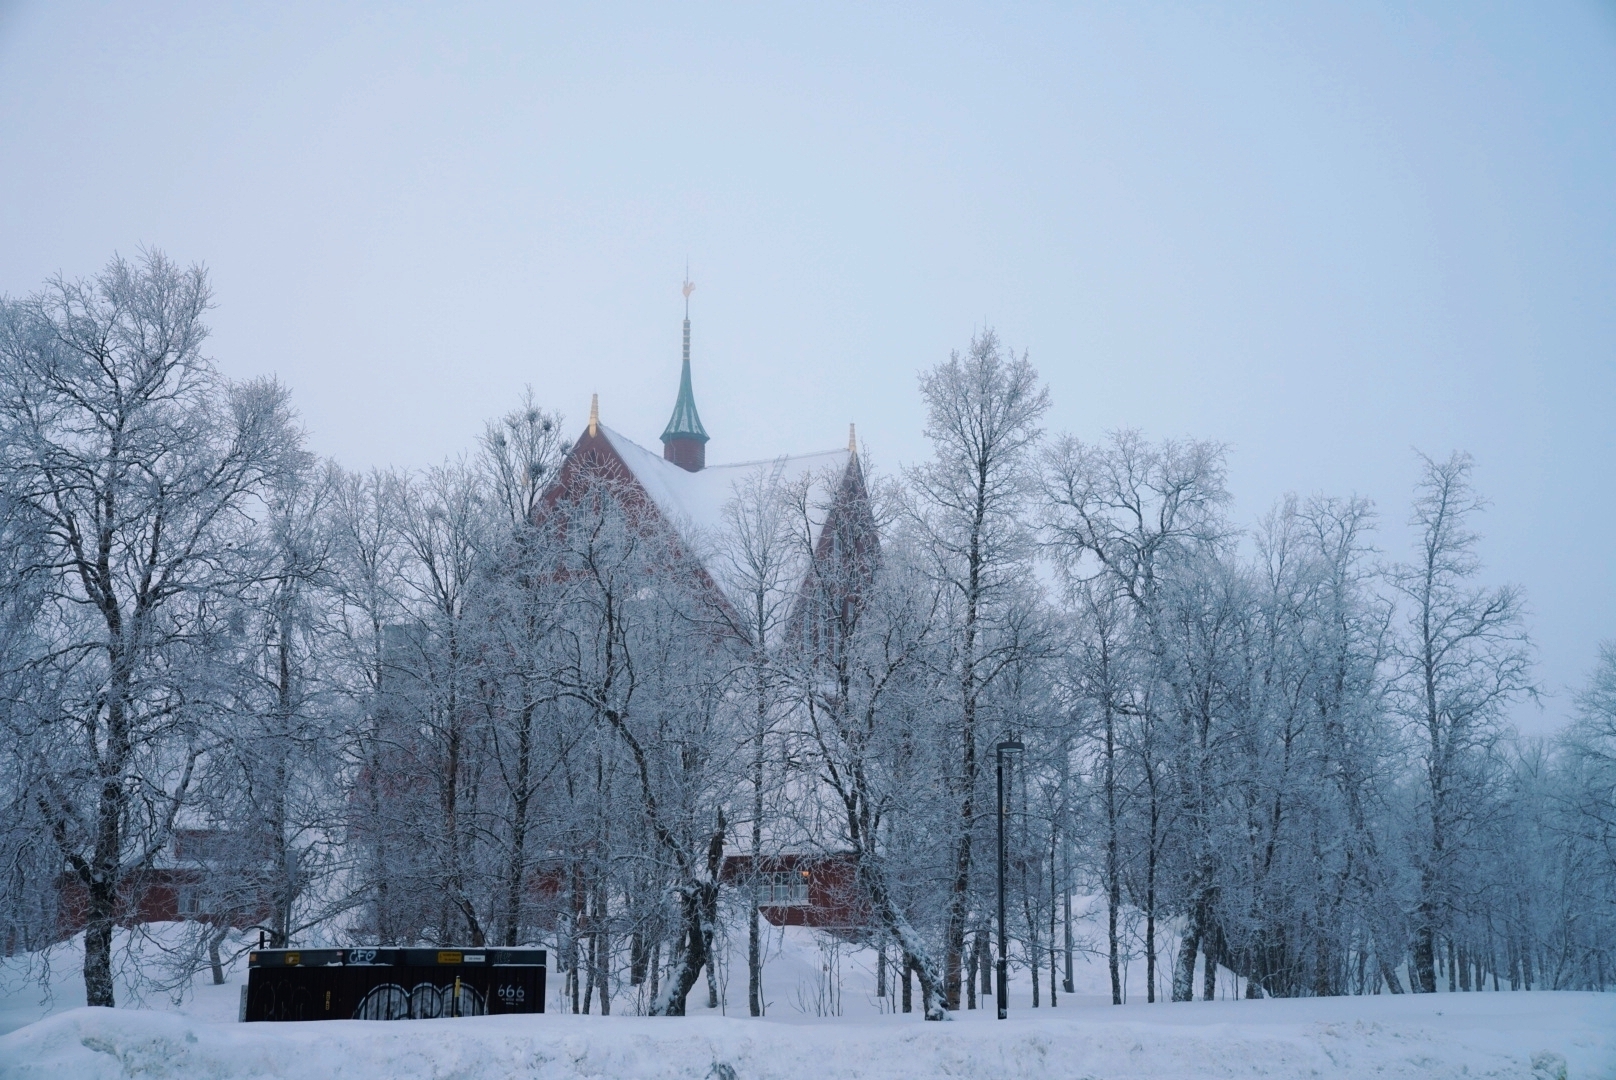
[2,2,1612,733]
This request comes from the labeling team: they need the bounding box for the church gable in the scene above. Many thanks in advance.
[537,291,876,633]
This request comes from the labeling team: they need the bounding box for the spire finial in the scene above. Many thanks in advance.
[848,423,857,454]
[588,393,599,437]
[682,262,694,318]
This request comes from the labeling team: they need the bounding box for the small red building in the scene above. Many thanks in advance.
[721,853,872,933]
[53,828,273,942]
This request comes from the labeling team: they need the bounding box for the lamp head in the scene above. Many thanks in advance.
[997,738,1025,757]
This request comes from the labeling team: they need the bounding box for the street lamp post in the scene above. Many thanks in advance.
[996,736,1024,1020]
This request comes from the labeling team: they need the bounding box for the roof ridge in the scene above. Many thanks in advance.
[603,427,847,472]
[701,448,850,470]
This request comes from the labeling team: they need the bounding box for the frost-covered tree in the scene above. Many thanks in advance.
[197,456,346,969]
[1042,430,1231,1000]
[1388,452,1535,993]
[788,520,955,1019]
[1565,643,1616,872]
[713,462,810,1016]
[0,252,299,1006]
[382,462,499,945]
[472,398,568,950]
[542,467,737,1015]
[909,329,1049,1009]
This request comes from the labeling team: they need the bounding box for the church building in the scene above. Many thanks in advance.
[539,286,876,628]
[533,286,881,934]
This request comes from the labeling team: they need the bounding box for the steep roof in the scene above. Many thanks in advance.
[594,425,854,606]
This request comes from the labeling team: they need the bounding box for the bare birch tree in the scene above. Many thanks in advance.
[790,523,956,1019]
[1042,430,1230,1000]
[715,462,809,1015]
[1389,451,1535,993]
[0,252,299,1005]
[542,469,734,1016]
[390,462,497,945]
[910,330,1048,1009]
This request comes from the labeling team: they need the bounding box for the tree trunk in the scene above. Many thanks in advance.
[1103,694,1121,1003]
[84,777,124,1008]
[749,667,766,1016]
[651,817,726,1017]
[1064,852,1076,996]
[648,938,661,1005]
[856,854,949,1019]
[588,944,601,1015]
[503,700,536,947]
[81,655,135,1009]
[747,893,761,1015]
[209,925,227,985]
[568,878,583,1013]
[83,894,115,1008]
[631,930,647,986]
[1412,899,1438,993]
[963,936,975,1009]
[1172,914,1200,1002]
[595,878,612,1015]
[944,508,986,1013]
[705,938,720,1009]
[1024,860,1040,1007]
[1145,783,1160,1003]
[943,811,974,1011]
[1049,854,1058,1007]
[655,887,712,1016]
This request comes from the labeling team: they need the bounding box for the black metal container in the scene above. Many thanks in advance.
[243,947,546,1021]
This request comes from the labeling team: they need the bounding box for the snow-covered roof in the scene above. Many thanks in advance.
[596,425,853,604]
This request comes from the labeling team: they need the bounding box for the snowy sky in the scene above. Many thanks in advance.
[2,2,1613,734]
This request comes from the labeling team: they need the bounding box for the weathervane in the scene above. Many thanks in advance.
[682,262,695,317]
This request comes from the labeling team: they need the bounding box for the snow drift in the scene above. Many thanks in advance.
[3,991,1612,1080]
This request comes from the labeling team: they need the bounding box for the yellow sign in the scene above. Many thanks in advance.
[284,952,301,966]
[437,951,463,965]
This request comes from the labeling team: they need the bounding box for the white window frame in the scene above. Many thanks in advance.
[763,870,809,906]
[176,884,203,917]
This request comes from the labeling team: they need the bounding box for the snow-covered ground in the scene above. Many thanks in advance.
[4,992,1611,1080]
[3,922,1611,1079]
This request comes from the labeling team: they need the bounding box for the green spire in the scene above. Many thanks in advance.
[661,309,709,445]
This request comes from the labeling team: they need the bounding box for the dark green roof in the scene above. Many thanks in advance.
[660,352,709,444]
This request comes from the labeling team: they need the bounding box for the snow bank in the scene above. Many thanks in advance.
[3,991,1611,1080]
[5,919,1611,1078]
